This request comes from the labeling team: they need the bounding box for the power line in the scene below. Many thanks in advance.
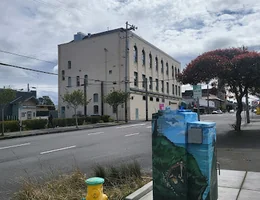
[0,49,57,64]
[0,62,58,75]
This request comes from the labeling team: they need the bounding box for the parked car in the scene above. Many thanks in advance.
[229,109,235,113]
[212,110,223,114]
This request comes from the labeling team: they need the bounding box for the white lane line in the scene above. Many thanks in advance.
[88,132,104,136]
[146,126,152,129]
[125,133,140,137]
[0,143,31,150]
[40,145,76,155]
[117,124,145,129]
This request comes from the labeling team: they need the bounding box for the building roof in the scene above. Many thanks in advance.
[61,28,181,64]
[202,94,224,102]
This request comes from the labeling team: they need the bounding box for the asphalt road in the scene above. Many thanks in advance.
[0,113,245,199]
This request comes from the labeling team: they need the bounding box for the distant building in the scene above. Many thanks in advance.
[58,28,182,120]
[0,89,37,121]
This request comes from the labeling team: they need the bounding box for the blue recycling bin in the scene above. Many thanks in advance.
[152,108,218,200]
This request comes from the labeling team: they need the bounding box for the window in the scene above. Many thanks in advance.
[155,57,158,71]
[172,65,174,77]
[175,67,177,79]
[109,70,112,74]
[175,85,178,95]
[94,105,99,114]
[68,77,71,87]
[142,50,145,65]
[76,76,80,86]
[156,79,159,91]
[27,111,32,120]
[166,63,169,75]
[134,72,138,86]
[84,74,88,86]
[178,86,181,96]
[161,80,164,92]
[162,98,165,103]
[166,82,169,93]
[68,61,71,69]
[172,84,175,95]
[133,46,138,63]
[156,98,159,102]
[161,60,164,73]
[178,68,180,76]
[33,112,36,117]
[62,70,65,81]
[143,96,146,100]
[149,77,153,90]
[149,53,152,68]
[150,97,153,101]
[93,93,98,102]
[142,74,146,88]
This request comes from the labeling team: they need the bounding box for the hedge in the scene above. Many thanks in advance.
[0,115,113,133]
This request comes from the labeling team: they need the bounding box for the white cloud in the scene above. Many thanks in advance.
[1,0,260,104]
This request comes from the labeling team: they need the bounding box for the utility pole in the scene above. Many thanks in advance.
[145,77,148,121]
[83,78,87,117]
[246,91,250,123]
[207,83,210,114]
[124,21,137,123]
[197,97,200,121]
[101,81,104,116]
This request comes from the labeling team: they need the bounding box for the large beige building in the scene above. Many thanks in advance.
[58,28,182,120]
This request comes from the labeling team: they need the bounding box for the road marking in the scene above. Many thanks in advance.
[146,126,152,129]
[117,124,145,129]
[125,133,140,137]
[0,143,31,150]
[40,145,76,155]
[88,132,104,136]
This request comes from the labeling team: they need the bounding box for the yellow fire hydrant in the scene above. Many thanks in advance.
[85,177,108,200]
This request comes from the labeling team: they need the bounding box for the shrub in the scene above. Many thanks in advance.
[101,115,110,123]
[23,119,47,130]
[0,120,20,132]
[89,116,101,124]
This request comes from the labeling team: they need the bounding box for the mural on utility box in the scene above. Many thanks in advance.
[152,109,217,200]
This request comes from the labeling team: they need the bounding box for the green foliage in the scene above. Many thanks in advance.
[0,120,20,132]
[0,88,16,106]
[101,115,110,122]
[23,119,47,130]
[38,96,55,110]
[62,90,90,109]
[104,90,129,121]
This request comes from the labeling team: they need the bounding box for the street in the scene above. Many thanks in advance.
[0,112,250,199]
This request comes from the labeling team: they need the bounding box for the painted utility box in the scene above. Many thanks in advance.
[152,108,218,200]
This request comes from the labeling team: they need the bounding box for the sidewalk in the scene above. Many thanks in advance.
[137,169,260,200]
[0,122,125,140]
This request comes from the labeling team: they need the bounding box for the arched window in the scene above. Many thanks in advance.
[178,68,180,75]
[166,62,169,75]
[161,60,164,73]
[149,53,152,68]
[175,67,177,79]
[133,46,138,63]
[172,65,174,77]
[155,57,158,71]
[142,50,145,65]
[93,93,98,102]
[93,105,99,114]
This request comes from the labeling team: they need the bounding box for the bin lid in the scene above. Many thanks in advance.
[188,121,216,127]
[85,177,104,185]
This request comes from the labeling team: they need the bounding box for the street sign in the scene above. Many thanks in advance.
[193,85,202,99]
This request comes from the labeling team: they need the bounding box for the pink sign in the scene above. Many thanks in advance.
[159,103,164,110]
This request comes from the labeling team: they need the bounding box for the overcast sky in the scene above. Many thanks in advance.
[1,0,260,104]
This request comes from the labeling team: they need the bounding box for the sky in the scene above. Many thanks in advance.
[1,0,260,104]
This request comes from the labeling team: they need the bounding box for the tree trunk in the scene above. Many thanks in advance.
[235,98,243,132]
[116,107,119,123]
[75,108,78,128]
[1,108,4,136]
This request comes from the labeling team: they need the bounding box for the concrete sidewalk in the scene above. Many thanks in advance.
[0,122,125,140]
[138,169,260,200]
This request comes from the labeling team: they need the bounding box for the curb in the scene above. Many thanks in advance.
[125,181,152,200]
[0,123,124,141]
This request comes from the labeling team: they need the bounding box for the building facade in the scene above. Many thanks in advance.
[58,28,182,120]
